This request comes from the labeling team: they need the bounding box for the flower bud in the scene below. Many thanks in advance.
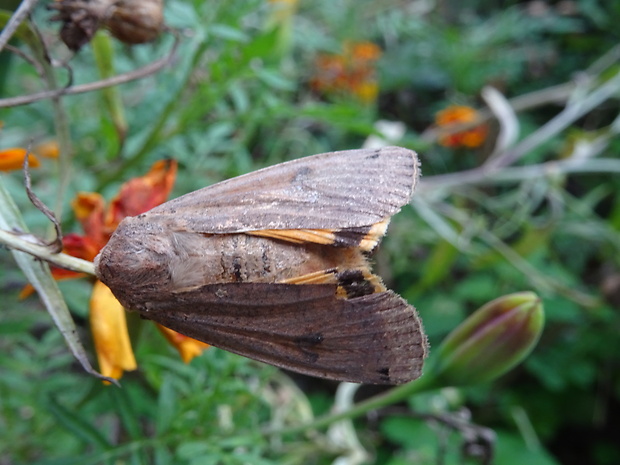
[431,292,544,386]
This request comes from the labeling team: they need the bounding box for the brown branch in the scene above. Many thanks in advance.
[0,34,180,108]
[0,0,40,52]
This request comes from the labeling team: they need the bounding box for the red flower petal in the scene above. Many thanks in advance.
[106,159,177,229]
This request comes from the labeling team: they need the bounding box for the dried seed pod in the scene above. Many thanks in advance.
[104,0,164,44]
[50,0,164,51]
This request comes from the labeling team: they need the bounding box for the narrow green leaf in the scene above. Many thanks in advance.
[0,178,113,383]
[92,32,128,145]
[156,374,178,435]
[108,387,143,439]
[46,395,111,448]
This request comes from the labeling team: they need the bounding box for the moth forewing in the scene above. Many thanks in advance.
[145,145,420,233]
[94,146,428,384]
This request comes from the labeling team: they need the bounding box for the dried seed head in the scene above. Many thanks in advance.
[50,0,164,51]
[104,0,164,44]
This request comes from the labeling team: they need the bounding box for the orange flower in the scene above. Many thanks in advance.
[310,41,382,103]
[345,41,382,62]
[34,140,60,159]
[0,148,40,171]
[435,105,488,148]
[46,160,208,380]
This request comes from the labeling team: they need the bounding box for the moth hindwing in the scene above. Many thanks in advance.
[94,146,428,384]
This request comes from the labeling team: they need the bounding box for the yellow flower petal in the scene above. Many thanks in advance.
[90,280,137,382]
[157,325,210,363]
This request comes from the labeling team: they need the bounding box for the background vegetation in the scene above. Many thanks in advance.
[1,0,619,464]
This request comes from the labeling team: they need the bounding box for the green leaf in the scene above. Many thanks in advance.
[495,430,560,465]
[156,374,178,435]
[46,395,111,449]
[108,387,143,440]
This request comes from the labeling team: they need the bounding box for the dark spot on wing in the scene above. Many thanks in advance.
[294,332,324,363]
[295,333,324,346]
[232,257,242,282]
[261,248,271,274]
[331,225,373,248]
[366,150,380,159]
[294,333,323,363]
[337,269,375,298]
[291,166,312,183]
[377,367,390,382]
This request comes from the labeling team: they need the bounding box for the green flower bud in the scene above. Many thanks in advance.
[431,292,544,386]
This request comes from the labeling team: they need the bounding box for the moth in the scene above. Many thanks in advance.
[95,146,428,384]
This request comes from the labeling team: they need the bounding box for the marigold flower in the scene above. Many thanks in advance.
[71,193,108,248]
[0,148,40,171]
[435,105,488,148]
[310,41,382,104]
[430,292,544,386]
[106,159,177,228]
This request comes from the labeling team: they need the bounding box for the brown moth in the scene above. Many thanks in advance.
[94,146,428,384]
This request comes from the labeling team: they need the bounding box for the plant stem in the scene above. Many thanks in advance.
[0,228,95,275]
[486,67,620,170]
[263,374,439,437]
[418,157,620,194]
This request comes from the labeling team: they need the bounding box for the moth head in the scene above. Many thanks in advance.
[94,215,171,310]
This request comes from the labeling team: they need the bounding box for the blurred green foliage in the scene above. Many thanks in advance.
[1,0,619,464]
